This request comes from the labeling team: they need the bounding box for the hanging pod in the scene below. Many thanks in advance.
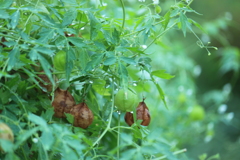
[125,101,151,126]
[52,88,76,118]
[70,102,94,129]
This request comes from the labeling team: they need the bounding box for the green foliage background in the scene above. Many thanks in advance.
[0,0,239,160]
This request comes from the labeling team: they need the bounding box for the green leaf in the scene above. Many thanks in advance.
[68,37,85,47]
[65,113,74,124]
[35,46,55,56]
[77,48,89,71]
[118,62,128,88]
[104,56,116,65]
[151,70,175,79]
[7,47,20,71]
[0,0,13,9]
[10,10,20,29]
[179,12,187,37]
[61,0,77,5]
[0,10,10,19]
[163,10,171,30]
[120,57,136,65]
[0,139,14,152]
[55,36,66,48]
[88,12,101,40]
[66,48,75,80]
[28,113,48,129]
[207,154,220,160]
[189,18,206,33]
[148,73,168,109]
[85,53,104,71]
[40,130,54,150]
[62,9,77,26]
[112,28,120,44]
[36,13,55,26]
[38,54,54,84]
[29,48,39,61]
[138,57,152,72]
[38,28,55,43]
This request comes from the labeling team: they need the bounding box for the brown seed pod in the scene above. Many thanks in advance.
[124,101,151,126]
[52,88,76,118]
[70,102,94,129]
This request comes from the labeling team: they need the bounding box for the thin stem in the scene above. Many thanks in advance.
[83,80,115,157]
[151,148,187,160]
[119,0,126,34]
[110,126,133,131]
[144,22,177,51]
[117,112,121,160]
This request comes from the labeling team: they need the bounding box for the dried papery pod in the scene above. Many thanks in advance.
[124,112,134,126]
[124,101,151,126]
[37,71,57,92]
[0,123,14,152]
[52,88,76,118]
[70,102,94,129]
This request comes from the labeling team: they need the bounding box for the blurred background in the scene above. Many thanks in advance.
[149,0,240,159]
[123,0,240,159]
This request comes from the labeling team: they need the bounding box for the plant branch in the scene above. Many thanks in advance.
[151,148,187,160]
[144,22,177,51]
[119,0,126,34]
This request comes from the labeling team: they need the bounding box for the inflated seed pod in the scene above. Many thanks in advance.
[124,101,151,126]
[52,88,76,118]
[0,123,14,152]
[70,102,93,129]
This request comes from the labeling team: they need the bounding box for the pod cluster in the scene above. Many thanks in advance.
[124,101,151,126]
[52,87,94,129]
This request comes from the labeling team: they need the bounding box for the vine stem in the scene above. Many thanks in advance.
[119,0,126,34]
[117,112,121,160]
[83,80,115,157]
[151,148,187,160]
[144,22,177,51]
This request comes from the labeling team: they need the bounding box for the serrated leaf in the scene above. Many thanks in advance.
[7,47,20,71]
[88,12,101,40]
[66,48,75,80]
[118,62,128,88]
[151,70,175,79]
[68,37,85,47]
[112,28,120,44]
[179,12,187,37]
[85,53,104,71]
[77,48,89,71]
[36,13,55,26]
[29,48,39,61]
[55,36,66,48]
[38,54,54,84]
[138,57,152,72]
[120,57,136,65]
[104,56,116,65]
[11,10,20,29]
[28,113,48,129]
[35,46,55,56]
[38,28,55,43]
[62,9,77,26]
